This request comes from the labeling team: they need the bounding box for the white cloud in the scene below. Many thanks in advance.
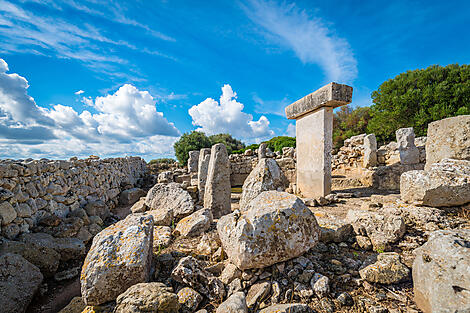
[189,84,274,140]
[243,0,357,82]
[74,90,84,95]
[286,123,296,137]
[0,58,180,159]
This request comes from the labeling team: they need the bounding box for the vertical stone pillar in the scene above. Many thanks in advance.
[187,150,200,173]
[285,82,352,198]
[396,127,419,165]
[258,143,267,160]
[197,148,211,203]
[204,143,231,218]
[363,134,377,168]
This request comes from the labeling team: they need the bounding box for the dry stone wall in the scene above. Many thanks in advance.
[0,156,147,240]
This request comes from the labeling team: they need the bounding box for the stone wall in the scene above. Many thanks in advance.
[0,156,147,241]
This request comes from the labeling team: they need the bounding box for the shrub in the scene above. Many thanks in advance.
[264,136,296,153]
[333,106,371,150]
[208,133,245,155]
[173,131,212,164]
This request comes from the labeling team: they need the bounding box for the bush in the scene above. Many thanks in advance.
[367,63,470,142]
[148,158,176,165]
[208,133,245,155]
[333,106,371,150]
[264,136,296,153]
[173,131,212,164]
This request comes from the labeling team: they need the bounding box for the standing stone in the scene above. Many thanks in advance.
[363,134,377,168]
[188,150,200,173]
[285,82,352,197]
[413,229,470,313]
[425,115,470,170]
[204,144,231,218]
[80,214,154,305]
[258,143,267,160]
[197,148,211,203]
[396,127,419,165]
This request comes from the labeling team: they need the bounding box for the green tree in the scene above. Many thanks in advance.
[208,133,245,154]
[264,136,296,153]
[367,63,470,142]
[173,131,212,164]
[333,106,371,150]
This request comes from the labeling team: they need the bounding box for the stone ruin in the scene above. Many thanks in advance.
[1,85,470,313]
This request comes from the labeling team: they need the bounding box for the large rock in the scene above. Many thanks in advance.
[173,208,213,238]
[145,182,194,219]
[188,150,200,173]
[218,191,321,270]
[0,253,43,313]
[425,115,470,169]
[396,127,420,165]
[401,159,470,207]
[239,158,288,210]
[119,188,146,205]
[115,282,179,313]
[204,143,231,218]
[80,214,154,305]
[0,201,17,225]
[171,256,225,301]
[360,252,409,284]
[259,304,313,313]
[216,292,248,313]
[197,148,211,203]
[19,232,85,262]
[345,209,405,251]
[413,229,470,313]
[363,134,377,168]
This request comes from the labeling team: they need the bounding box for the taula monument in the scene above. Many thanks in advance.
[285,82,353,197]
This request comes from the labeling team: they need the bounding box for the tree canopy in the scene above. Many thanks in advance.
[333,106,371,151]
[208,133,245,155]
[367,63,470,142]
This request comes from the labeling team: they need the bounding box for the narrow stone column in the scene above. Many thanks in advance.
[197,148,211,203]
[285,82,352,197]
[363,134,377,168]
[187,150,200,173]
[204,143,231,218]
[258,143,267,160]
[396,127,419,165]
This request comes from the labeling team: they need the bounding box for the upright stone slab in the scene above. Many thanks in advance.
[285,82,352,197]
[188,150,200,173]
[258,143,267,160]
[197,148,211,202]
[396,127,419,165]
[363,134,377,168]
[204,143,231,218]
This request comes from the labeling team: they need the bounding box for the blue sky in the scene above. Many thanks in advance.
[0,0,469,160]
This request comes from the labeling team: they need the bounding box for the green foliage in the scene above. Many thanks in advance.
[173,131,212,164]
[333,106,371,151]
[264,136,296,153]
[232,143,260,154]
[148,158,176,165]
[367,63,470,142]
[208,133,245,155]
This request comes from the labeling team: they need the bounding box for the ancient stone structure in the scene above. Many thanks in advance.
[204,143,231,218]
[285,82,352,197]
[197,148,211,201]
[396,127,420,165]
[363,134,377,168]
[258,143,267,160]
[425,115,470,169]
[187,150,200,173]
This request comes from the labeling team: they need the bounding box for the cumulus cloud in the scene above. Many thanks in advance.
[0,58,180,159]
[189,84,274,140]
[286,123,296,137]
[74,90,84,95]
[243,0,357,82]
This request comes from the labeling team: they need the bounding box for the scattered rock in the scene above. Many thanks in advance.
[119,188,146,205]
[174,208,212,238]
[218,191,320,270]
[360,252,409,284]
[216,292,248,313]
[145,182,194,219]
[220,263,242,285]
[54,267,80,281]
[246,281,271,308]
[154,225,172,250]
[259,303,313,313]
[115,282,179,313]
[312,275,330,298]
[0,201,17,225]
[130,197,147,213]
[58,296,86,313]
[177,287,202,313]
[337,292,354,307]
[80,214,154,305]
[19,232,85,262]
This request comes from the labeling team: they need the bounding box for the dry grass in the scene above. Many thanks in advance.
[457,206,470,220]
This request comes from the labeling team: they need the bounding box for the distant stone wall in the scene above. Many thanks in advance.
[0,156,147,240]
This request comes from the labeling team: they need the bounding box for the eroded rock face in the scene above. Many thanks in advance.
[145,183,194,219]
[360,252,409,284]
[413,229,470,313]
[218,191,321,270]
[173,208,213,238]
[239,158,288,210]
[425,115,470,169]
[204,144,231,218]
[0,253,43,313]
[400,159,470,207]
[115,282,179,313]
[345,209,405,251]
[80,214,154,305]
[216,292,248,313]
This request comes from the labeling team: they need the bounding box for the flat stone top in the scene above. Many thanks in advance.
[285,82,353,119]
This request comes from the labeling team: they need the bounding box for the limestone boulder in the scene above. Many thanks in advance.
[145,183,194,219]
[360,252,409,284]
[0,253,43,313]
[396,127,420,165]
[19,232,85,262]
[216,292,248,313]
[425,115,470,169]
[130,197,147,213]
[158,171,174,183]
[171,256,225,301]
[259,304,313,313]
[0,201,17,225]
[345,209,405,251]
[218,191,321,270]
[204,143,231,218]
[177,287,202,312]
[401,159,470,207]
[119,188,146,205]
[363,133,377,168]
[413,229,470,313]
[173,208,213,238]
[153,226,172,250]
[115,282,179,313]
[239,158,288,210]
[80,214,154,305]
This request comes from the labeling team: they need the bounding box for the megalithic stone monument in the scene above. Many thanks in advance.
[285,82,353,197]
